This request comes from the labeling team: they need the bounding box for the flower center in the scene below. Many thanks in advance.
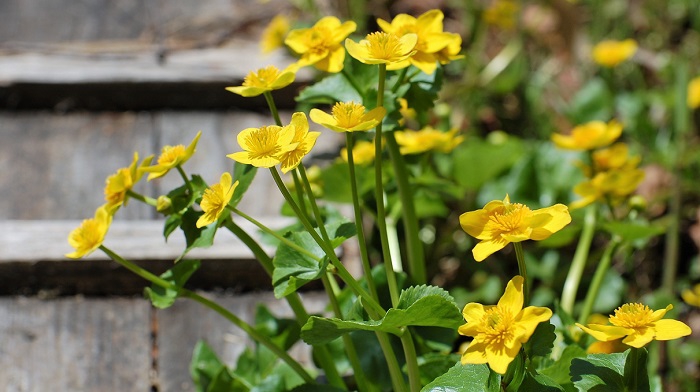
[489,203,530,233]
[244,126,284,160]
[479,307,515,345]
[243,66,281,88]
[74,220,103,250]
[365,32,404,60]
[609,303,654,328]
[158,145,186,166]
[307,27,333,54]
[332,102,367,129]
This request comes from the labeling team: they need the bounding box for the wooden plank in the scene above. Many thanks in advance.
[0,296,152,391]
[156,291,328,392]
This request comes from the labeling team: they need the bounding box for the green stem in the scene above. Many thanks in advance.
[345,132,380,301]
[263,91,283,126]
[297,165,332,250]
[99,245,314,384]
[578,235,622,324]
[229,206,321,262]
[176,165,193,194]
[399,330,421,392]
[125,189,158,207]
[222,218,274,274]
[513,242,529,305]
[385,132,426,284]
[561,206,597,316]
[269,167,386,316]
[391,68,408,93]
[374,63,400,308]
[626,347,642,392]
[291,169,310,221]
[385,212,403,273]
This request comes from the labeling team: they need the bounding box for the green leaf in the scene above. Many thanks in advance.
[402,67,443,115]
[319,161,374,203]
[296,73,363,104]
[178,209,218,262]
[601,221,666,243]
[623,348,650,392]
[231,163,258,208]
[452,136,525,191]
[254,304,301,351]
[289,384,346,392]
[417,354,462,386]
[521,370,564,391]
[164,214,181,241]
[541,345,586,387]
[144,259,200,309]
[190,340,236,392]
[570,351,627,392]
[421,363,501,392]
[300,285,462,345]
[567,78,614,124]
[525,322,556,359]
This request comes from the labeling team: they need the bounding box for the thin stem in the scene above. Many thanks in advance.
[291,170,310,221]
[561,206,597,316]
[126,189,158,207]
[385,132,426,284]
[578,235,622,324]
[223,218,274,274]
[297,165,332,250]
[176,165,193,194]
[513,242,529,305]
[99,245,314,384]
[374,63,400,308]
[345,132,380,301]
[263,91,283,126]
[391,68,408,93]
[399,330,421,392]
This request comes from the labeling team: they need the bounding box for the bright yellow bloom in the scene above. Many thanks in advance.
[551,120,623,151]
[592,39,637,67]
[459,276,553,374]
[681,283,700,307]
[345,32,418,70]
[144,131,202,180]
[104,152,153,207]
[261,15,290,54]
[586,338,629,354]
[227,125,296,168]
[285,16,356,73]
[278,112,321,173]
[459,195,571,262]
[66,205,114,259]
[576,303,691,348]
[591,143,640,173]
[310,102,386,133]
[435,32,464,65]
[687,77,700,109]
[394,127,464,154]
[196,172,238,228]
[226,65,297,98]
[483,0,520,30]
[341,139,377,165]
[569,168,645,209]
[377,9,462,74]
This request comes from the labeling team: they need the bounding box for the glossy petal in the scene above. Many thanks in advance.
[485,342,521,374]
[652,319,692,341]
[576,323,633,342]
[472,237,508,261]
[497,276,524,316]
[622,327,655,348]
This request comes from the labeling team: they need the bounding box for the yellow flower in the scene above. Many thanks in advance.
[144,131,202,180]
[435,32,464,65]
[591,143,640,173]
[65,205,114,259]
[592,39,637,67]
[345,32,418,70]
[687,76,700,109]
[104,152,153,207]
[586,338,629,354]
[458,276,553,374]
[681,283,700,307]
[261,15,290,54]
[576,303,691,348]
[459,195,571,262]
[569,168,645,209]
[156,195,172,213]
[551,120,623,151]
[285,16,356,73]
[310,101,386,133]
[377,9,462,74]
[226,65,297,98]
[483,0,520,30]
[341,139,378,165]
[227,125,297,168]
[394,127,464,154]
[278,112,321,173]
[196,172,238,228]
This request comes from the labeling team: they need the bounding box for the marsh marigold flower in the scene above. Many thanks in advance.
[104,152,153,207]
[285,16,356,73]
[394,127,463,155]
[227,124,296,168]
[278,112,321,173]
[551,120,623,151]
[681,283,700,307]
[66,205,114,259]
[592,39,637,67]
[310,101,386,133]
[226,65,297,98]
[261,15,290,54]
[196,172,238,228]
[458,276,552,374]
[377,9,462,74]
[576,303,691,348]
[345,32,417,70]
[687,77,700,109]
[569,168,644,209]
[144,131,202,180]
[459,195,571,261]
[341,139,377,166]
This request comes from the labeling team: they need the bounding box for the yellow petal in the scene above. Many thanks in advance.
[529,204,571,240]
[498,276,524,316]
[484,341,520,374]
[459,209,491,238]
[344,38,371,63]
[472,237,508,261]
[576,323,631,342]
[622,326,655,348]
[515,306,552,342]
[652,319,692,341]
[309,109,337,128]
[460,342,489,365]
[315,46,346,73]
[462,302,486,324]
[226,85,266,97]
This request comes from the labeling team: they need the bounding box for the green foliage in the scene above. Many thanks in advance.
[144,259,200,309]
[452,135,525,191]
[421,363,501,392]
[231,163,258,208]
[570,349,651,392]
